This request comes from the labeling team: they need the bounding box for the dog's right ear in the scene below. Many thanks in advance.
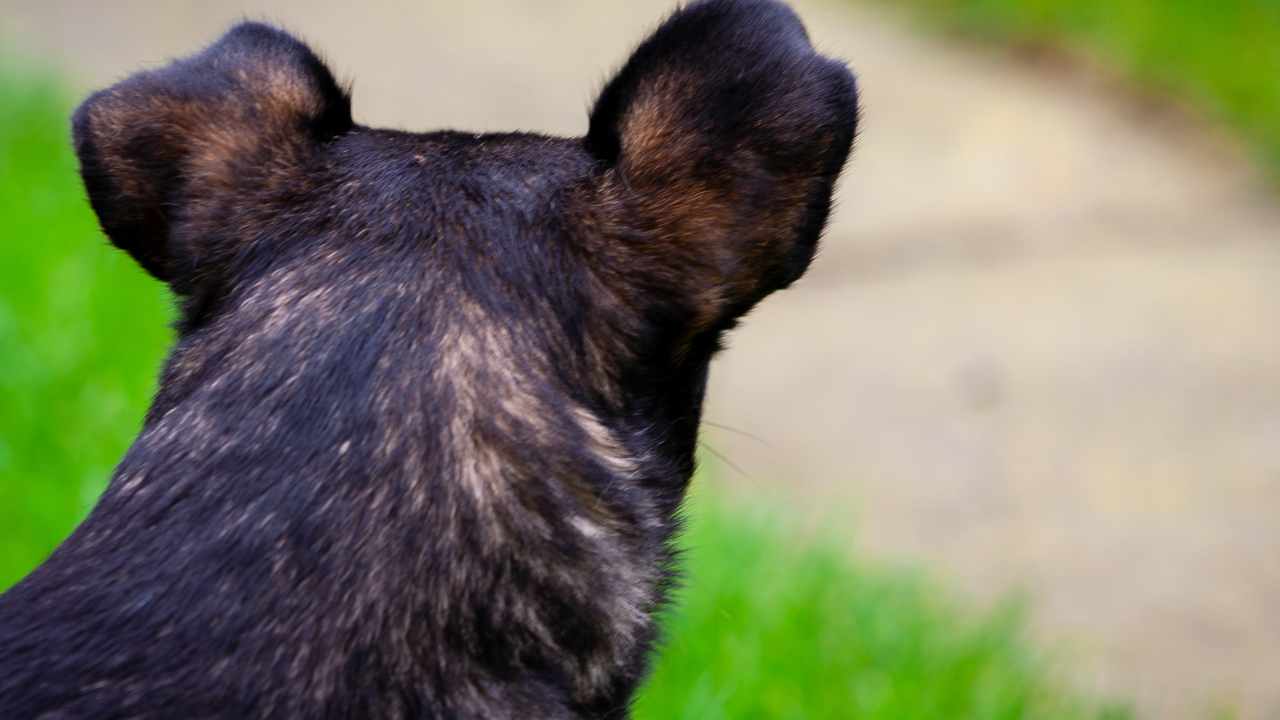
[73,22,351,291]
[587,0,857,331]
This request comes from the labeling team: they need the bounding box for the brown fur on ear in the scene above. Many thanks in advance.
[73,22,351,286]
[587,0,857,331]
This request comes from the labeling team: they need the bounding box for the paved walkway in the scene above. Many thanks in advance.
[9,1,1280,716]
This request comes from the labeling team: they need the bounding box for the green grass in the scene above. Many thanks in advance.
[898,0,1280,181]
[0,64,173,587]
[0,67,1129,717]
[633,491,1130,719]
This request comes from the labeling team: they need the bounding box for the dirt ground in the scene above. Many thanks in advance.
[7,1,1280,716]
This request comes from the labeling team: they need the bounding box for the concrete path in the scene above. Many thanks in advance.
[8,1,1280,717]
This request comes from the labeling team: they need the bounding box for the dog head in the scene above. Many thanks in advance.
[74,2,856,484]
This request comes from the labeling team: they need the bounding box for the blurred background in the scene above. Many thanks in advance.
[2,1,1278,718]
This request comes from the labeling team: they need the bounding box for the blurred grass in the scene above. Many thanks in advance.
[900,0,1280,181]
[0,66,1130,717]
[0,64,172,587]
[634,489,1132,719]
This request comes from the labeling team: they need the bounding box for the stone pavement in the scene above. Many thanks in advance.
[7,1,1280,716]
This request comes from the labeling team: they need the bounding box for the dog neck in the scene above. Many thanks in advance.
[6,274,694,717]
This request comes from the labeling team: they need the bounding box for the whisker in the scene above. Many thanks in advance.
[702,420,772,447]
[697,440,752,480]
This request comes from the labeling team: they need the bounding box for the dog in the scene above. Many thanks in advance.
[0,1,857,716]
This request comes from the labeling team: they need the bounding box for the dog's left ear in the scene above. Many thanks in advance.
[73,22,351,293]
[588,0,857,327]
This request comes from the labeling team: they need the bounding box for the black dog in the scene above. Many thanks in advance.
[0,1,856,716]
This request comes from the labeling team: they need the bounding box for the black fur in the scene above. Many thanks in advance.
[0,2,857,717]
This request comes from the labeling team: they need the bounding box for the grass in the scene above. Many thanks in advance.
[0,64,172,586]
[633,491,1131,719]
[894,0,1280,181]
[0,66,1129,717]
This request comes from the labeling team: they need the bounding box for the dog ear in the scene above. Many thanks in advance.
[587,0,857,328]
[72,22,351,290]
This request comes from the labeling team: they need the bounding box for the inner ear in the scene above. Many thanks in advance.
[586,0,858,327]
[72,22,351,289]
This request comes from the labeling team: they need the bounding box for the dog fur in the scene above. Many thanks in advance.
[0,2,857,717]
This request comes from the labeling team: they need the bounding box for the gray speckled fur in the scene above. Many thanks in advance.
[0,2,857,717]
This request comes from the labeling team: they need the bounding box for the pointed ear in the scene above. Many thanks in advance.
[72,22,351,290]
[588,0,857,325]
